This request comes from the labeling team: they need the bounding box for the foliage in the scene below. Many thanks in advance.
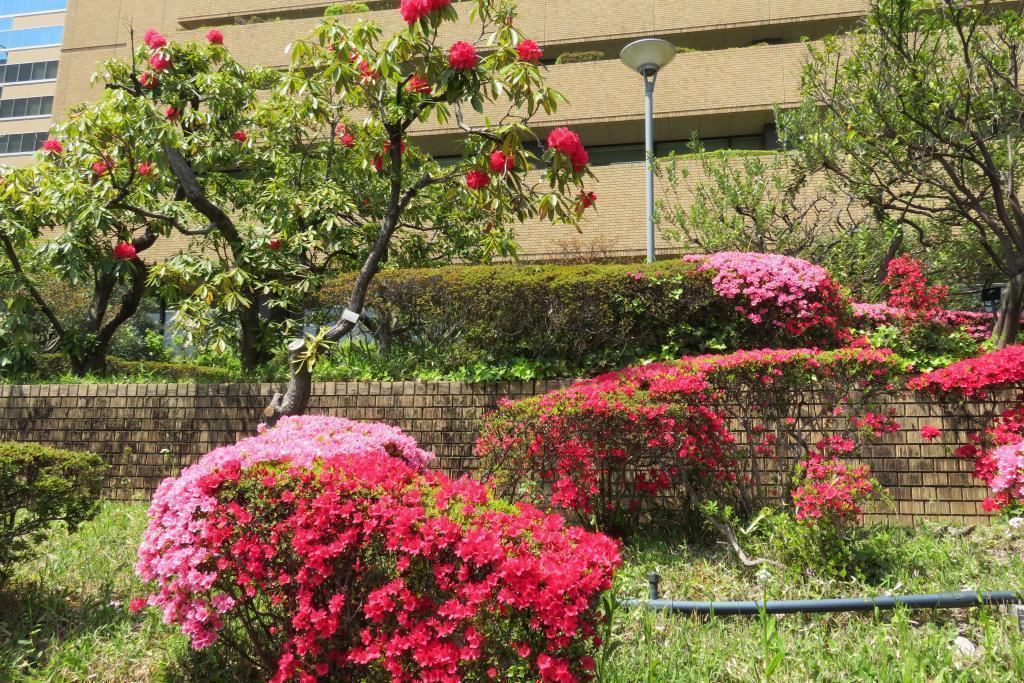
[655,148,900,297]
[786,0,1024,347]
[0,442,105,588]
[317,261,737,377]
[324,2,370,15]
[682,251,851,347]
[136,416,619,681]
[554,51,605,64]
[477,347,904,535]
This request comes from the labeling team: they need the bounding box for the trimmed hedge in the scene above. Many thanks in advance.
[0,442,106,587]
[10,354,241,384]
[317,262,735,375]
[554,50,606,64]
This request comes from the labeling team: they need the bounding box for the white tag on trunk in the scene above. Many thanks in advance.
[342,309,361,324]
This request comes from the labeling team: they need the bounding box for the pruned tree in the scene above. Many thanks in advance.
[787,0,1024,345]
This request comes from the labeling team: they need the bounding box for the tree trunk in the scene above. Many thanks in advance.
[238,301,268,373]
[993,271,1024,348]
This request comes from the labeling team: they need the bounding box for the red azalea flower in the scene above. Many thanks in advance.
[516,39,543,63]
[206,29,224,45]
[113,242,137,260]
[357,59,380,81]
[233,130,248,142]
[92,160,112,176]
[268,239,282,251]
[139,72,158,89]
[143,28,167,50]
[149,53,172,72]
[465,170,490,189]
[920,425,942,441]
[405,74,431,94]
[448,41,479,70]
[128,597,147,613]
[578,190,597,209]
[488,150,514,173]
[335,123,355,147]
[371,155,384,172]
[165,106,180,120]
[41,139,62,155]
[137,162,154,176]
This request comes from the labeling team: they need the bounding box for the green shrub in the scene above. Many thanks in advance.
[324,2,370,15]
[0,442,106,587]
[317,262,734,377]
[6,354,241,384]
[554,50,605,64]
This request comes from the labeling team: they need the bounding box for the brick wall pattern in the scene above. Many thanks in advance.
[0,380,994,524]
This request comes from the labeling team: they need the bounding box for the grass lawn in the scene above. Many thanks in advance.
[1,502,1023,682]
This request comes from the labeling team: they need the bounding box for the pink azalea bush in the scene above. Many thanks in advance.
[683,252,850,347]
[137,416,619,682]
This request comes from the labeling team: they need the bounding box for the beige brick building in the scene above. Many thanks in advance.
[0,1,66,168]
[51,0,876,260]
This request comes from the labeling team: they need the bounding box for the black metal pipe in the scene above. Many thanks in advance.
[621,591,1022,616]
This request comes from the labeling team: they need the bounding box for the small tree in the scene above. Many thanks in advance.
[0,95,169,374]
[788,0,1024,346]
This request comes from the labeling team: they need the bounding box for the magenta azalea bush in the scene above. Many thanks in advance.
[682,252,851,347]
[136,416,619,682]
[477,347,903,533]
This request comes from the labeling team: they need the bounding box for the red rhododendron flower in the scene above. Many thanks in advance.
[516,39,543,63]
[143,28,167,50]
[920,425,942,441]
[148,53,172,72]
[206,28,224,45]
[268,239,282,251]
[371,155,384,172]
[578,190,597,209]
[92,160,112,176]
[137,162,154,176]
[357,59,380,81]
[165,106,180,120]
[335,123,355,147]
[546,127,589,172]
[465,169,490,189]
[113,242,137,260]
[41,139,62,155]
[233,130,248,142]
[405,74,431,94]
[400,0,450,23]
[139,71,158,89]
[488,150,514,173]
[448,41,479,70]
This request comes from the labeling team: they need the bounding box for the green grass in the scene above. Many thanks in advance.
[1,503,1023,681]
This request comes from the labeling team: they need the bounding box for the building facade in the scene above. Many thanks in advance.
[52,0,873,260]
[0,0,65,167]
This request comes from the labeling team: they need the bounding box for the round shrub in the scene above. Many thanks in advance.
[136,416,619,682]
[0,441,106,587]
[908,344,1024,399]
[478,347,903,534]
[683,251,851,347]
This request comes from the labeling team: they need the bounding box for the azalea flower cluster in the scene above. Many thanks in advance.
[883,255,948,317]
[137,416,619,682]
[478,346,903,531]
[908,345,1024,399]
[683,252,850,347]
[852,304,995,342]
[791,446,876,525]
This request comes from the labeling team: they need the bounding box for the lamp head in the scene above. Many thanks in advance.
[619,38,676,76]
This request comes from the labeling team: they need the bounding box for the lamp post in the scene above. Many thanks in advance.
[620,38,676,263]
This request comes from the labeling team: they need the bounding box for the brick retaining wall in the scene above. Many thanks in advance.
[0,381,991,523]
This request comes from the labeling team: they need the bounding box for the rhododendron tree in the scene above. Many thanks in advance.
[6,1,593,386]
[682,252,851,348]
[137,416,619,681]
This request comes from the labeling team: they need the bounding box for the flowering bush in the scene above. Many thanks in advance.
[682,252,851,347]
[883,255,948,318]
[791,448,876,526]
[478,347,903,533]
[137,416,619,682]
[908,345,1024,399]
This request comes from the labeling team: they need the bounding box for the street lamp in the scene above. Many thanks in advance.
[620,38,676,263]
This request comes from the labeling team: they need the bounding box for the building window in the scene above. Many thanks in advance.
[0,25,63,50]
[0,1,66,17]
[0,59,57,84]
[0,130,46,155]
[0,94,52,118]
